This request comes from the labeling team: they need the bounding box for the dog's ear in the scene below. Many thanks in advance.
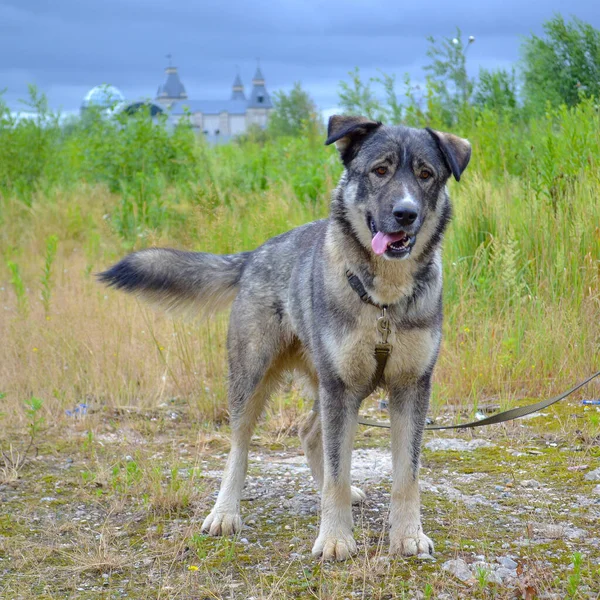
[425,128,471,182]
[325,115,382,162]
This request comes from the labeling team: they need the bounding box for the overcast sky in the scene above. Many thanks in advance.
[2,1,599,114]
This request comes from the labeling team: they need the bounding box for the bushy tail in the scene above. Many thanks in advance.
[98,248,250,318]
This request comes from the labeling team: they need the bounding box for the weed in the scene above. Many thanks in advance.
[423,582,434,599]
[6,260,28,315]
[40,234,58,317]
[567,552,583,598]
[0,397,44,482]
[474,564,490,591]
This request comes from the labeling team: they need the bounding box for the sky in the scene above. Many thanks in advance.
[2,0,599,115]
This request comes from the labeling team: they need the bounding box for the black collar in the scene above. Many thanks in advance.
[345,270,388,309]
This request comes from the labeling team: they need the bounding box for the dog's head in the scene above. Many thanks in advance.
[326,115,471,260]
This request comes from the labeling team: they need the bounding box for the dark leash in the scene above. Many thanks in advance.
[358,370,600,430]
[346,270,600,431]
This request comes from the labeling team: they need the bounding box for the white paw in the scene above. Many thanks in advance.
[201,510,242,536]
[312,530,357,561]
[389,529,434,556]
[351,486,367,505]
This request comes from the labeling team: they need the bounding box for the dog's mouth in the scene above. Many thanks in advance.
[368,216,415,259]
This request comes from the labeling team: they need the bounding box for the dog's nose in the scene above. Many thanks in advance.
[392,199,419,227]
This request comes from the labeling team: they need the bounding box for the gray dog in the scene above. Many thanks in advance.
[99,115,471,561]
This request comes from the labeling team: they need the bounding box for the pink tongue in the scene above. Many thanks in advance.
[371,231,406,255]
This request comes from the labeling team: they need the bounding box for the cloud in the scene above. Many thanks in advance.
[2,0,599,112]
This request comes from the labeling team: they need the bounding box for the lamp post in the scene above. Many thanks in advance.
[452,35,476,105]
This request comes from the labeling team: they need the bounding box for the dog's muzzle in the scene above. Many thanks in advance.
[368,215,418,259]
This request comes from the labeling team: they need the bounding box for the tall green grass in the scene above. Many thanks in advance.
[0,88,598,412]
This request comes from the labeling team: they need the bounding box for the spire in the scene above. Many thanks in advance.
[156,55,187,102]
[252,67,265,85]
[248,63,271,109]
[231,71,245,101]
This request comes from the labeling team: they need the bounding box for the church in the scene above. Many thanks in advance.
[154,62,273,141]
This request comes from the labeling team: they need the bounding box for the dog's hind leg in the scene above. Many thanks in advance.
[387,374,434,556]
[201,307,283,537]
[299,407,366,504]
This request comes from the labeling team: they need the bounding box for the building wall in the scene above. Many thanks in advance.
[193,112,203,129]
[246,108,270,129]
[167,107,272,139]
[203,114,220,135]
[219,112,229,136]
[230,115,246,136]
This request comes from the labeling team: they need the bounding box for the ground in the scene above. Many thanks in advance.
[1,394,599,599]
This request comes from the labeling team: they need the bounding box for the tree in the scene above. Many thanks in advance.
[338,67,383,120]
[267,82,319,137]
[424,28,476,124]
[473,67,518,113]
[521,15,600,113]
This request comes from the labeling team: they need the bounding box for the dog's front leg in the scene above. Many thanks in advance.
[388,375,434,556]
[311,381,360,561]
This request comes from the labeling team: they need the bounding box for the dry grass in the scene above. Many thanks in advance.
[1,183,598,433]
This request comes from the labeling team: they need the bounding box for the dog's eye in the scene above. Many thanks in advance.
[419,170,432,180]
[374,166,388,176]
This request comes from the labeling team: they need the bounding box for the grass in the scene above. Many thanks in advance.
[0,400,599,598]
[0,88,599,597]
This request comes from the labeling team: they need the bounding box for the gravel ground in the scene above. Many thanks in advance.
[1,402,599,599]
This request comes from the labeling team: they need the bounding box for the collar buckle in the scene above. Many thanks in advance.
[377,306,391,344]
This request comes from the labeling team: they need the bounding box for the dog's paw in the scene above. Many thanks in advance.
[351,486,367,505]
[312,530,357,561]
[389,530,434,556]
[201,511,242,536]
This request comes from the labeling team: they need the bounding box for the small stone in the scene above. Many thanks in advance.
[240,538,249,544]
[520,479,541,488]
[417,553,435,561]
[496,566,517,581]
[442,558,473,583]
[425,438,493,452]
[486,570,503,584]
[592,485,600,495]
[584,467,600,481]
[497,556,518,569]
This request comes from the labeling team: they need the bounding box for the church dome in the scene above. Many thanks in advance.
[81,85,125,111]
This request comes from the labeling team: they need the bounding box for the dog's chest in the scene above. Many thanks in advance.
[323,310,440,388]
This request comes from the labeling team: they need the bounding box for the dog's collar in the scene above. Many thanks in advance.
[345,270,388,309]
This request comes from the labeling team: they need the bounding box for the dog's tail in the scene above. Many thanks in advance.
[98,248,250,318]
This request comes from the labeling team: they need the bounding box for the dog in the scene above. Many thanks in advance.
[99,115,471,561]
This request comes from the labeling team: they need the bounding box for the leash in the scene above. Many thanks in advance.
[358,370,600,430]
[345,269,600,431]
